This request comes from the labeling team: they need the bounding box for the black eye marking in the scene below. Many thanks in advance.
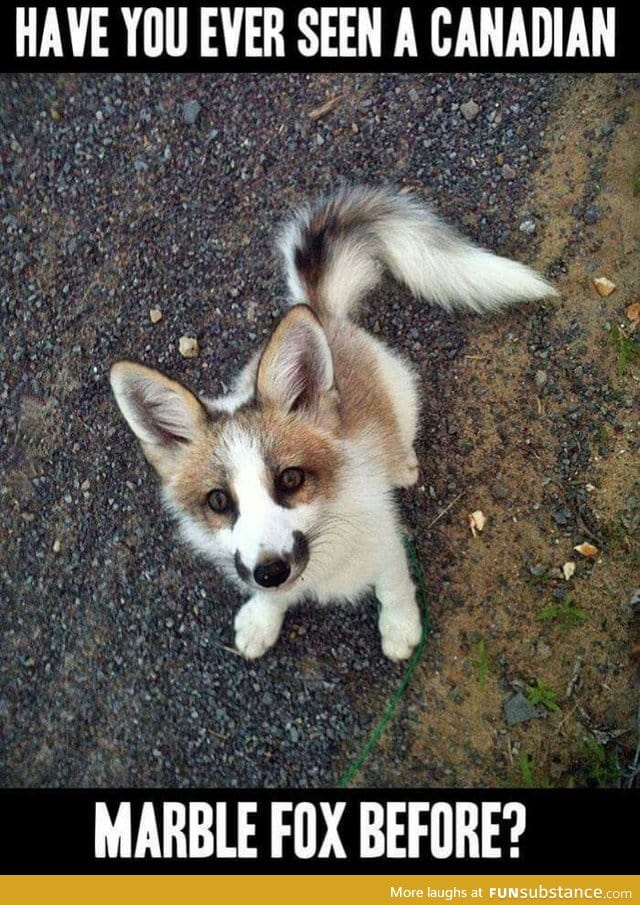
[207,488,231,514]
[277,467,305,494]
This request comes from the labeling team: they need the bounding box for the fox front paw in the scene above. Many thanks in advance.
[234,598,284,660]
[378,599,422,662]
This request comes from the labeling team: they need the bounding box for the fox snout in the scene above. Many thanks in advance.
[234,530,309,590]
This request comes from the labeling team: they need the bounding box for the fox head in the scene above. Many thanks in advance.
[110,306,345,593]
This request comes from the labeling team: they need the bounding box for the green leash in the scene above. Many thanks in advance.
[337,537,431,788]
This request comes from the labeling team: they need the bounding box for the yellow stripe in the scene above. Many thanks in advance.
[1,875,638,905]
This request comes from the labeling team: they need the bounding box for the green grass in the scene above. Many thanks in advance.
[583,737,620,787]
[517,752,554,788]
[527,679,561,713]
[537,595,587,631]
[608,325,640,376]
[471,637,492,690]
[519,752,534,787]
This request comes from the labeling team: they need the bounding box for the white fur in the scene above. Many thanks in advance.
[223,424,313,570]
[228,433,423,660]
[281,185,557,318]
[111,368,198,445]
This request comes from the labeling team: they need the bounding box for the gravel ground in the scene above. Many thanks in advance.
[0,72,636,788]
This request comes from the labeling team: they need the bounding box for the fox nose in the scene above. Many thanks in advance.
[253,558,291,589]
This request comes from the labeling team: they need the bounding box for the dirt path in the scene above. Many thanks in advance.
[357,75,639,789]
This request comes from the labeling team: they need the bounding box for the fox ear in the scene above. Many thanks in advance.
[256,305,334,414]
[110,362,208,471]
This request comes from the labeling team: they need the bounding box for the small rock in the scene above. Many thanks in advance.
[460,99,481,121]
[529,564,547,578]
[149,308,162,324]
[629,589,640,615]
[50,108,61,122]
[183,100,202,125]
[519,218,536,235]
[409,88,419,104]
[593,276,616,297]
[496,152,505,166]
[501,164,516,180]
[504,692,537,727]
[467,510,486,537]
[534,370,547,388]
[574,542,599,559]
[562,561,576,581]
[626,303,640,327]
[52,539,61,554]
[179,336,199,358]
[583,205,601,225]
[134,159,149,173]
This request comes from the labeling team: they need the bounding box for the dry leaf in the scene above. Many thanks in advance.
[467,510,486,537]
[574,542,599,559]
[562,561,576,581]
[593,276,616,297]
[179,336,199,359]
[149,308,162,324]
[309,94,347,120]
[626,302,640,328]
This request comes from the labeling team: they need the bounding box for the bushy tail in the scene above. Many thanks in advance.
[279,185,557,320]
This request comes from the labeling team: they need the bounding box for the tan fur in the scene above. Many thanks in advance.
[166,405,344,522]
[326,320,410,479]
[255,306,409,482]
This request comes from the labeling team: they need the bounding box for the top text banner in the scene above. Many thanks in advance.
[3,4,636,72]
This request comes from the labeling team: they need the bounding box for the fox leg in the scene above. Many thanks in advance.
[234,593,291,659]
[374,526,423,661]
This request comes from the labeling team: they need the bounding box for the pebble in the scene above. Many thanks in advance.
[519,218,536,235]
[534,370,548,388]
[501,164,516,180]
[460,99,481,121]
[504,692,537,727]
[529,564,547,578]
[178,336,199,358]
[583,205,601,225]
[183,100,202,125]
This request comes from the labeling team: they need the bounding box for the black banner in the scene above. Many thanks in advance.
[0,788,637,875]
[1,3,636,73]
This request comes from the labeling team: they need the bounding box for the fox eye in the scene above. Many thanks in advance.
[277,467,305,493]
[208,488,231,514]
